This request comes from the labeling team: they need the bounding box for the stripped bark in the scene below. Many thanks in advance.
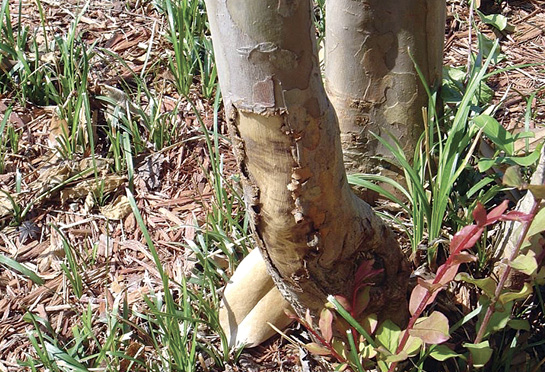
[205,0,409,328]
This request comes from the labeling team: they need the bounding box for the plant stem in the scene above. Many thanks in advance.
[473,198,541,344]
[389,224,483,372]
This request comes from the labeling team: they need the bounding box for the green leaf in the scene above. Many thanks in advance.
[361,313,378,336]
[478,143,543,172]
[463,341,493,368]
[401,332,423,356]
[409,311,450,344]
[528,184,545,199]
[376,319,401,354]
[359,343,377,359]
[476,298,513,338]
[508,319,530,331]
[44,342,89,372]
[527,207,545,241]
[476,79,495,104]
[0,254,44,285]
[385,350,408,363]
[429,344,461,361]
[332,339,348,359]
[510,252,538,276]
[472,114,514,154]
[456,272,497,298]
[502,166,524,188]
[498,282,533,305]
[477,10,511,31]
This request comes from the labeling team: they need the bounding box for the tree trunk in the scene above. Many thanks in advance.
[205,0,409,325]
[325,0,445,175]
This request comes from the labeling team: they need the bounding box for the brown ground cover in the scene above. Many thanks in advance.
[0,0,544,371]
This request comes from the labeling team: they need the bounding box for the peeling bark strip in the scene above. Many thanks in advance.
[325,0,445,174]
[205,0,409,323]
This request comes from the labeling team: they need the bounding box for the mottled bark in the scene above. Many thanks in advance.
[325,0,445,175]
[205,0,409,325]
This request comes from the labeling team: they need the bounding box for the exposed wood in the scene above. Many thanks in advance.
[205,0,409,327]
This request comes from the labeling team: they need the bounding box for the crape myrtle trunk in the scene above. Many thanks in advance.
[325,0,445,175]
[204,0,409,323]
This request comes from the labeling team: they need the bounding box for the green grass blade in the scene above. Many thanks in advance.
[0,254,44,285]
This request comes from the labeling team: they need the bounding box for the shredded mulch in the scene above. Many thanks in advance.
[0,0,544,371]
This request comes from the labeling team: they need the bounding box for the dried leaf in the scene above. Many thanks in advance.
[0,192,14,218]
[305,342,331,356]
[60,175,126,204]
[100,195,132,220]
[305,309,313,326]
[319,308,334,343]
[48,112,69,152]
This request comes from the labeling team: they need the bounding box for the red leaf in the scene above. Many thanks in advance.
[451,252,477,264]
[354,286,371,317]
[473,202,487,227]
[437,263,461,286]
[409,280,441,316]
[500,211,533,223]
[333,295,352,312]
[354,259,383,286]
[450,225,483,254]
[319,308,334,343]
[485,200,509,225]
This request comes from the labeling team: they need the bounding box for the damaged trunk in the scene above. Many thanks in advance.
[205,0,409,331]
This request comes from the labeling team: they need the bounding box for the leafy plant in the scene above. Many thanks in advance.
[349,35,540,261]
[296,200,542,372]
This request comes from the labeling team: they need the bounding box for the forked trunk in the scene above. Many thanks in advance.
[205,0,409,324]
[325,0,445,175]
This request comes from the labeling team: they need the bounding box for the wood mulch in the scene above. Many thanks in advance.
[0,0,544,371]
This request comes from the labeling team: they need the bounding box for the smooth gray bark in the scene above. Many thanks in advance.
[325,0,445,175]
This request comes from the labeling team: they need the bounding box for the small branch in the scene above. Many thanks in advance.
[474,198,541,344]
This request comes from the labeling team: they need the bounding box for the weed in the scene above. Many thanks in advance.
[349,35,541,263]
[157,0,217,98]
